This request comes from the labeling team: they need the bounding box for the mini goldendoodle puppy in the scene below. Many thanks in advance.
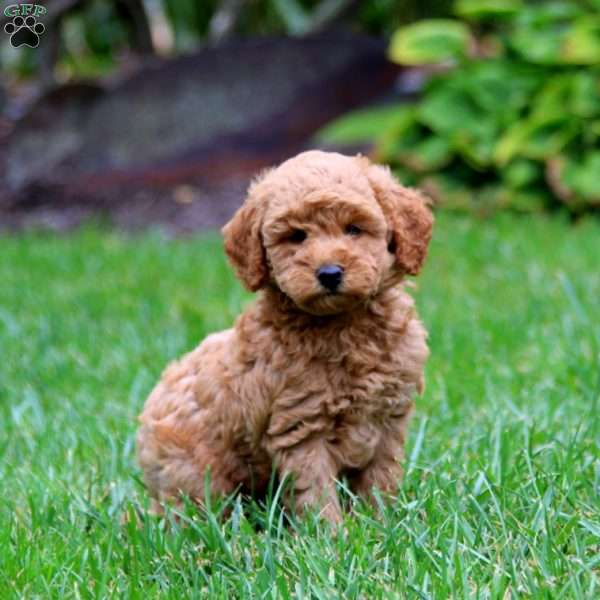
[137,150,433,522]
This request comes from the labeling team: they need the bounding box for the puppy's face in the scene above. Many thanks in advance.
[222,151,433,316]
[262,188,392,315]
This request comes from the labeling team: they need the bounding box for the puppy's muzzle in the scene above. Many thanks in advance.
[316,264,344,293]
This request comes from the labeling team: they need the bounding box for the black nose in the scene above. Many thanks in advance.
[316,264,344,292]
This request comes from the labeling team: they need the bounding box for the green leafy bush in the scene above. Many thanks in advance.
[380,0,600,213]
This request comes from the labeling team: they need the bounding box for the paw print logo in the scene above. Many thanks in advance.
[4,15,45,48]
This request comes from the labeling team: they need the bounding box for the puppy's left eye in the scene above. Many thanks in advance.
[345,224,362,236]
[288,229,307,244]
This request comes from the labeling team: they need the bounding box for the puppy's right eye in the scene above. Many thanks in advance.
[288,229,307,244]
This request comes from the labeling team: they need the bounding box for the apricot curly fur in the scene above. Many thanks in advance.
[137,151,433,522]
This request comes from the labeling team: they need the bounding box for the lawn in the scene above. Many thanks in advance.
[1,213,599,598]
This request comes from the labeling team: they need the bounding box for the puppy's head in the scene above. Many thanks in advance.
[222,151,433,316]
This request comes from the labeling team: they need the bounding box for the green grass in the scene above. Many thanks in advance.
[1,213,599,598]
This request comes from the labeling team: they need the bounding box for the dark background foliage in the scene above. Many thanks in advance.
[1,0,454,82]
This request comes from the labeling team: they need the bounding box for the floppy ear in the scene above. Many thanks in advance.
[221,172,271,291]
[367,164,433,276]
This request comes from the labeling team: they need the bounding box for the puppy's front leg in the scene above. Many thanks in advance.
[275,437,342,524]
[350,420,408,504]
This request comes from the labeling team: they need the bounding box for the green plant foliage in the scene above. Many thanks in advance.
[454,0,524,20]
[388,19,472,65]
[314,104,411,145]
[380,0,600,213]
[561,15,600,65]
[0,1,461,82]
[162,0,217,48]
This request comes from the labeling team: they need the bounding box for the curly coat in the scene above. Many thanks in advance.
[137,151,433,522]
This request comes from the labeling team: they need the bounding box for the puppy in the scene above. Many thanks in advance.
[137,151,433,522]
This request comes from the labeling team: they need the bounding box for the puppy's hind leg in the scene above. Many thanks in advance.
[137,422,239,515]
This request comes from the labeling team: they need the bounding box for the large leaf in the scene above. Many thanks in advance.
[454,0,523,21]
[531,72,600,122]
[530,75,574,120]
[494,115,578,165]
[514,2,584,27]
[508,2,587,64]
[419,60,542,130]
[452,126,498,168]
[315,105,414,145]
[418,81,486,133]
[509,26,564,64]
[509,4,599,65]
[457,60,543,116]
[388,20,472,65]
[417,75,502,167]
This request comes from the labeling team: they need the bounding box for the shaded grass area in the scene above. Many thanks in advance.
[1,214,599,598]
